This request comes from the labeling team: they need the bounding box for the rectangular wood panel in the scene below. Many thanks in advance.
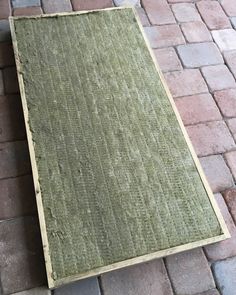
[10,7,229,288]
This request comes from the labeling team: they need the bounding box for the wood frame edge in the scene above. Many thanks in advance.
[9,17,55,289]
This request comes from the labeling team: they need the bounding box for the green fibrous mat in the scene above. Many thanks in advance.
[12,8,225,286]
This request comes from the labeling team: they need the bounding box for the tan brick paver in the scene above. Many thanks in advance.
[172,3,201,23]
[199,155,234,193]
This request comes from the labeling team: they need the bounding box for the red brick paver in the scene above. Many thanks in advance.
[142,0,175,25]
[223,189,236,224]
[175,93,222,125]
[227,118,236,141]
[101,259,173,295]
[225,151,236,180]
[164,69,208,98]
[0,70,4,95]
[201,65,236,92]
[224,50,236,79]
[71,0,113,11]
[214,89,236,118]
[199,155,234,193]
[181,21,212,43]
[196,1,231,30]
[187,121,235,156]
[220,0,236,17]
[154,47,182,72]
[144,24,185,48]
[204,194,236,261]
[13,6,43,16]
[0,0,11,19]
[166,248,215,294]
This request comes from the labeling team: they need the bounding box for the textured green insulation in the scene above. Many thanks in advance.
[13,9,222,282]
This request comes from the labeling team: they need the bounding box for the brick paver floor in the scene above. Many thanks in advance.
[1,0,236,294]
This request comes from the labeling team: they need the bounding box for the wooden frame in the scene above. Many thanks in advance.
[9,7,230,289]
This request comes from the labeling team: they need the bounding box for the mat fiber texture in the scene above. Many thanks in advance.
[10,8,228,288]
